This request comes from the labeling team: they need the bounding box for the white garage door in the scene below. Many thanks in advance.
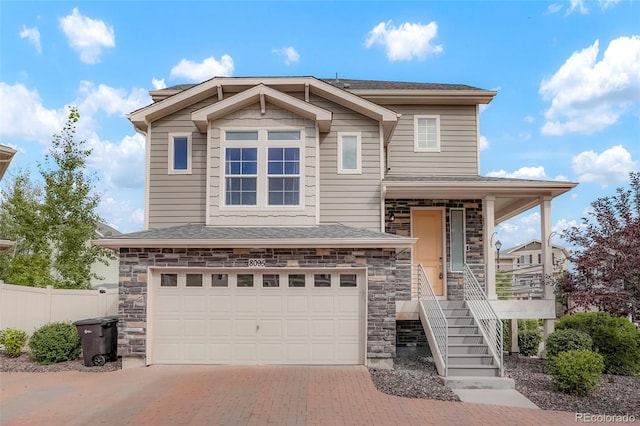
[150,269,365,365]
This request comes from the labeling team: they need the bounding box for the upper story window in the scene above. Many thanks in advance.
[168,133,192,174]
[414,115,440,152]
[338,132,361,174]
[222,129,303,208]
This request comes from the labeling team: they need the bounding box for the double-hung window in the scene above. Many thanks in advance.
[414,115,440,152]
[222,129,302,207]
[168,133,192,174]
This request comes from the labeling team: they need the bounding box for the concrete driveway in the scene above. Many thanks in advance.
[1,365,576,426]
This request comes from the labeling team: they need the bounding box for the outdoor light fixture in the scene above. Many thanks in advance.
[495,239,502,266]
[388,210,396,222]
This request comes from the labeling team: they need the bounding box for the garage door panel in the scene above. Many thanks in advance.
[337,294,360,313]
[261,295,282,313]
[209,295,231,312]
[183,295,205,313]
[155,343,181,362]
[156,295,180,313]
[209,344,231,362]
[310,295,334,313]
[337,319,359,337]
[235,295,257,313]
[235,319,257,337]
[184,319,206,337]
[260,319,282,337]
[157,319,180,337]
[286,295,308,313]
[184,343,206,361]
[311,343,334,362]
[286,319,309,337]
[233,344,258,362]
[209,319,231,337]
[337,343,360,363]
[260,343,283,362]
[286,343,308,362]
[312,319,334,337]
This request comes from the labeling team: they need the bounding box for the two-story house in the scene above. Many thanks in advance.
[97,77,577,377]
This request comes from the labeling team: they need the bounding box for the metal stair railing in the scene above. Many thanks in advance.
[417,264,448,377]
[463,263,504,377]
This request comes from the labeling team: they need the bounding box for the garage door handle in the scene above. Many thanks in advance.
[256,324,260,331]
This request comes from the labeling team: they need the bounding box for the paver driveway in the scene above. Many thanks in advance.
[1,365,576,426]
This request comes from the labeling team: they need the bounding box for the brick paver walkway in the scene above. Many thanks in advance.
[1,366,577,425]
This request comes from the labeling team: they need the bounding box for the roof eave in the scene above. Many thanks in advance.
[92,237,417,250]
[382,180,578,197]
[350,90,498,105]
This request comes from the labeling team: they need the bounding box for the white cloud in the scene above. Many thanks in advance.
[572,145,637,185]
[567,0,589,14]
[76,81,149,117]
[487,166,549,180]
[98,196,144,233]
[598,0,621,10]
[272,46,300,65]
[365,20,442,61]
[547,3,563,13]
[479,135,489,151]
[540,36,640,135]
[59,8,115,64]
[0,82,68,143]
[19,25,41,54]
[89,133,145,189]
[523,115,535,124]
[169,55,234,82]
[152,77,166,90]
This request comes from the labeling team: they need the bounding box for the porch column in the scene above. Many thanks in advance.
[484,195,497,299]
[540,195,554,355]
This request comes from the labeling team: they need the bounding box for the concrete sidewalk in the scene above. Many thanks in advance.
[453,389,540,409]
[1,365,576,426]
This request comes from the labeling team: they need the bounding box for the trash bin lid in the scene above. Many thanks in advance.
[73,317,118,326]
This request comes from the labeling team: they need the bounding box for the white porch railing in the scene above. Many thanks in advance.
[417,264,448,377]
[463,264,504,377]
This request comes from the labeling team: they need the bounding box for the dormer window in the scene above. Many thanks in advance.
[414,115,440,152]
[168,133,192,174]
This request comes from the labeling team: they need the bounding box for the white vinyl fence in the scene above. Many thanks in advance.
[0,281,118,334]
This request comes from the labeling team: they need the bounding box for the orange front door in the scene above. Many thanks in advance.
[412,209,444,296]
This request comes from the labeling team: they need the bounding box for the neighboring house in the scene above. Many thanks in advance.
[95,77,577,375]
[498,240,570,299]
[90,223,122,289]
[0,145,17,249]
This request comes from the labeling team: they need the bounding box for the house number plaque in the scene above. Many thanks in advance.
[248,259,266,268]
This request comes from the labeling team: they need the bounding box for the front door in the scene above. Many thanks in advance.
[412,209,444,296]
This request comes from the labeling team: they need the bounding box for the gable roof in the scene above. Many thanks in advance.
[503,239,570,257]
[129,76,400,141]
[93,223,415,249]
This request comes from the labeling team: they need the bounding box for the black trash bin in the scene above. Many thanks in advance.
[73,317,118,367]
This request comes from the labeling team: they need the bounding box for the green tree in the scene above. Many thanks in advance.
[0,107,113,289]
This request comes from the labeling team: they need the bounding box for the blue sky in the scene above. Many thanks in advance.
[1,0,638,250]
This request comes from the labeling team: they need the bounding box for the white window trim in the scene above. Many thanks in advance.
[337,132,361,174]
[449,208,466,272]
[219,128,305,211]
[168,132,192,174]
[414,115,441,153]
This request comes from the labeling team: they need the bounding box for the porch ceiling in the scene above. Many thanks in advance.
[382,176,578,224]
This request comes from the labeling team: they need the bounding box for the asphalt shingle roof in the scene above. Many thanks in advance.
[383,175,568,184]
[110,223,406,241]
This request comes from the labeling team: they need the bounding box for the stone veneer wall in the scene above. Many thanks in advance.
[385,199,484,299]
[118,247,400,365]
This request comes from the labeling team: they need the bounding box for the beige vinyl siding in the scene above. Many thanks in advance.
[209,102,317,226]
[148,97,217,229]
[314,96,382,231]
[386,105,478,176]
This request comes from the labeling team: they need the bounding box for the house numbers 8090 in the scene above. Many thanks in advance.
[248,259,266,268]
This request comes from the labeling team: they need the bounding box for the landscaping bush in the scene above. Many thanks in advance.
[549,349,604,396]
[555,312,612,336]
[28,322,81,365]
[0,328,29,357]
[592,320,640,375]
[518,319,541,332]
[518,329,542,357]
[546,329,593,359]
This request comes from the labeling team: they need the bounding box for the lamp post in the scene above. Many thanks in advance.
[495,240,502,269]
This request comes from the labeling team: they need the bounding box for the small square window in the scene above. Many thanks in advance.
[263,274,280,287]
[160,273,178,287]
[288,274,306,288]
[211,274,229,287]
[340,274,357,288]
[237,274,254,287]
[186,274,203,287]
[314,274,331,288]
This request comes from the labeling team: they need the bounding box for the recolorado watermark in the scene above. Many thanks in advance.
[575,413,636,423]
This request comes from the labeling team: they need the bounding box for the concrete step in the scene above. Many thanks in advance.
[449,334,485,344]
[448,344,489,355]
[448,325,479,335]
[442,376,515,390]
[448,365,500,377]
[439,300,465,309]
[447,316,475,326]
[447,354,496,366]
[442,308,470,317]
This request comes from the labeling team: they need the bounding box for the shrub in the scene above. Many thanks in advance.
[592,321,640,375]
[28,322,81,365]
[546,329,593,359]
[518,319,541,332]
[0,328,29,357]
[518,329,542,356]
[549,349,604,396]
[555,312,612,336]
